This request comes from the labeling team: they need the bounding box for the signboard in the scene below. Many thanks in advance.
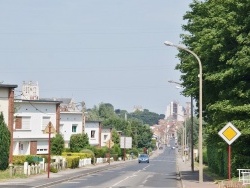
[43,122,56,134]
[218,122,241,145]
[120,137,132,149]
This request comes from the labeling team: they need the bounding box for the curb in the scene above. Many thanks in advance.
[33,160,134,188]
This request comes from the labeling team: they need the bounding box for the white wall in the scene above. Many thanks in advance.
[0,88,9,125]
[85,121,100,146]
[101,128,111,147]
[60,112,83,148]
[13,101,58,155]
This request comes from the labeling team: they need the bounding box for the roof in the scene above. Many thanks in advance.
[0,84,18,88]
[15,99,62,104]
[40,98,71,104]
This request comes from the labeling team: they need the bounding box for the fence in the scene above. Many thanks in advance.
[11,156,110,177]
[237,169,250,185]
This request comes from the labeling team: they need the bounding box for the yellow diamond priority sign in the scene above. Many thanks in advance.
[218,122,241,145]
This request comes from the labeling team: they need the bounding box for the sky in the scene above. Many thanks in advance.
[0,0,193,114]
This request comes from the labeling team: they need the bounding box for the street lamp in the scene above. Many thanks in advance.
[168,80,194,172]
[164,41,203,183]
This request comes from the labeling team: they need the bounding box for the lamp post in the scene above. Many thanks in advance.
[164,41,203,182]
[168,80,194,172]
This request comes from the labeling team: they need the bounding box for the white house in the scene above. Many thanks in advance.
[0,83,18,163]
[85,121,101,147]
[101,128,112,147]
[50,98,84,148]
[13,99,61,155]
[60,111,83,148]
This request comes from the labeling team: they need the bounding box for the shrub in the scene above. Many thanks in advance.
[65,156,80,169]
[50,166,58,173]
[0,112,10,170]
[13,155,27,165]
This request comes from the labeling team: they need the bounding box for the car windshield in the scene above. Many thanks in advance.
[139,154,148,157]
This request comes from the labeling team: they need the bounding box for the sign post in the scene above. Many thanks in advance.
[218,122,241,180]
[120,137,132,161]
[44,121,56,178]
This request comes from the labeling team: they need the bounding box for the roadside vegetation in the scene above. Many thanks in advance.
[177,0,250,179]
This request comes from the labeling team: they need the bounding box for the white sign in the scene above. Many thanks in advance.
[120,137,132,149]
[218,122,241,145]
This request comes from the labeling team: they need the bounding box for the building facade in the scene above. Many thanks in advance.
[85,121,102,147]
[0,84,18,163]
[60,111,83,148]
[13,99,61,155]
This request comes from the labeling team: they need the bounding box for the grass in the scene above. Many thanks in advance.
[0,168,28,181]
[195,162,250,188]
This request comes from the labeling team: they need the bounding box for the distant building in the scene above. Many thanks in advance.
[133,105,143,112]
[21,81,39,100]
[165,101,185,122]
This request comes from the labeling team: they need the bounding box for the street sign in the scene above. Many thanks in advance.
[218,122,241,145]
[120,137,132,149]
[43,122,56,134]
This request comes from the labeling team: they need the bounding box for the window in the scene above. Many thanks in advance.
[72,124,77,133]
[15,116,22,129]
[22,117,31,129]
[42,116,50,130]
[104,134,108,140]
[19,143,23,150]
[15,116,31,129]
[91,130,95,138]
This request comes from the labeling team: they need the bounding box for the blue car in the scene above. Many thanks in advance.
[138,154,149,163]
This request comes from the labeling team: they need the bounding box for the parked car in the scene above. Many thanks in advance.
[138,154,149,163]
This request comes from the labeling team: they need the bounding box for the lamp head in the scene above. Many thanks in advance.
[164,41,174,46]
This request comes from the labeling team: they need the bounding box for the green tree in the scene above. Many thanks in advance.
[0,112,10,170]
[111,129,120,145]
[69,133,89,152]
[86,105,101,121]
[129,109,164,126]
[51,134,65,155]
[177,0,250,177]
[99,103,116,119]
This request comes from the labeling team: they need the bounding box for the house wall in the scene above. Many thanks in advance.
[85,121,101,146]
[60,112,83,148]
[0,88,9,124]
[101,128,111,147]
[13,101,58,155]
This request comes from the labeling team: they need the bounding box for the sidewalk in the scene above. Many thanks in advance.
[177,154,218,188]
[0,159,133,188]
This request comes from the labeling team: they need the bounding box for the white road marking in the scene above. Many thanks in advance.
[110,165,151,187]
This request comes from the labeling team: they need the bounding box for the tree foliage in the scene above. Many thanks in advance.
[51,134,65,155]
[0,112,10,170]
[69,133,89,152]
[129,109,165,126]
[178,0,250,177]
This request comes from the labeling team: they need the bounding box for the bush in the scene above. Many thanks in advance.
[65,156,80,169]
[50,166,58,173]
[13,155,43,165]
[13,155,27,165]
[62,152,92,159]
[0,112,10,170]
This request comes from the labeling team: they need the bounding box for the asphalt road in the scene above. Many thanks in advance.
[0,144,180,188]
[49,146,179,188]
